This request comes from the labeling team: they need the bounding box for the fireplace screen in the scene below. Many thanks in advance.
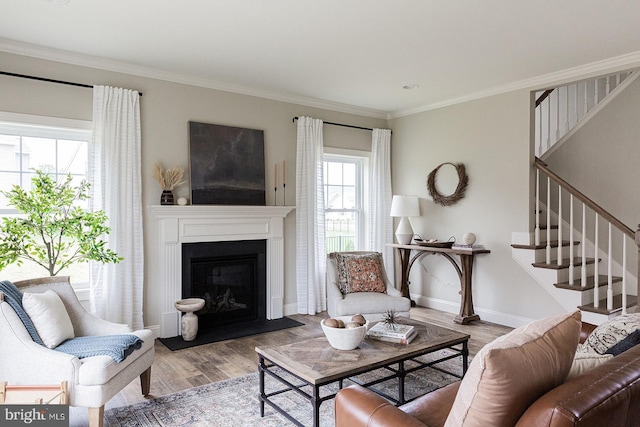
[182,240,266,328]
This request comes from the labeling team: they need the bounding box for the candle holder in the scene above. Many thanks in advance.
[283,183,286,206]
[274,186,278,206]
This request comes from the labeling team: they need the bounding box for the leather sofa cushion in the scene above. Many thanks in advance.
[444,310,581,427]
[401,381,460,427]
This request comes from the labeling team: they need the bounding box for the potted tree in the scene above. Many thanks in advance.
[0,168,121,276]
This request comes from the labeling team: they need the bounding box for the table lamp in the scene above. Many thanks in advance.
[390,195,420,244]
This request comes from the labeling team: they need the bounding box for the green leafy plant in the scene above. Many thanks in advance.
[0,169,122,276]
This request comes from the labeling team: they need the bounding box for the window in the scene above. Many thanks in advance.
[324,149,369,253]
[0,114,91,287]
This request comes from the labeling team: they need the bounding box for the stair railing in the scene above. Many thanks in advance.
[534,158,639,313]
[534,71,635,158]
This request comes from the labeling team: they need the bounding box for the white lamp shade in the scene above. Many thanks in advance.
[390,195,420,244]
[390,195,420,217]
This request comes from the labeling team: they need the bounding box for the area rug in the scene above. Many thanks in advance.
[105,349,465,427]
[159,317,304,351]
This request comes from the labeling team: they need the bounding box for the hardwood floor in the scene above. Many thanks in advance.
[70,306,513,425]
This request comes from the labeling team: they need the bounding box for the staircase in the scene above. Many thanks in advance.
[514,73,640,325]
[535,70,638,158]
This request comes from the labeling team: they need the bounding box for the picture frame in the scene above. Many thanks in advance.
[188,122,266,205]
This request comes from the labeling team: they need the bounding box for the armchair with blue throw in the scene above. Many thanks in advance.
[0,276,154,427]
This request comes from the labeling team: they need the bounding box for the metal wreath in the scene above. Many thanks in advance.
[426,162,469,206]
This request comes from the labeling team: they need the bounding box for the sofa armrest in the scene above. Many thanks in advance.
[335,385,427,427]
[515,344,640,427]
[579,321,597,344]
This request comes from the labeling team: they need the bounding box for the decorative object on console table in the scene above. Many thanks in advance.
[189,121,266,205]
[390,195,420,244]
[154,163,185,206]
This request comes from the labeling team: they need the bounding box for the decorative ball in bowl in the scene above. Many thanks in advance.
[321,314,369,350]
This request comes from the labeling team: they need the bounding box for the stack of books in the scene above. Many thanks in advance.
[366,322,417,344]
[451,243,485,251]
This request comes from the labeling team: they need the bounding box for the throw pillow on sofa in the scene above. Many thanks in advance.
[566,352,614,380]
[444,310,581,427]
[22,290,75,349]
[578,313,640,354]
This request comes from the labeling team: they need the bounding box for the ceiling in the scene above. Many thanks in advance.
[2,0,640,118]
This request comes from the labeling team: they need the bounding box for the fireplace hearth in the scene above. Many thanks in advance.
[182,240,266,330]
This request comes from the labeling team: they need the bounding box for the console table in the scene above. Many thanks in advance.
[388,243,490,324]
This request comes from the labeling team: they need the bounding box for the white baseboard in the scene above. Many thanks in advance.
[411,294,533,329]
[284,302,299,317]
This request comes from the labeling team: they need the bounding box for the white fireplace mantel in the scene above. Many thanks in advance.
[147,205,294,338]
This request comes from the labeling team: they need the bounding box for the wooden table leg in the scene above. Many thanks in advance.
[454,254,480,324]
[397,248,416,306]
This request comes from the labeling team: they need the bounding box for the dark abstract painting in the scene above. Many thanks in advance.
[189,122,266,205]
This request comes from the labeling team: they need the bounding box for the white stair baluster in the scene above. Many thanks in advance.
[565,86,570,134]
[536,106,542,156]
[555,90,560,141]
[546,177,552,264]
[535,169,540,246]
[557,187,563,266]
[569,195,574,284]
[622,237,627,315]
[574,83,579,124]
[581,203,587,287]
[594,77,600,105]
[594,214,599,308]
[546,96,551,152]
[583,81,589,116]
[607,223,613,311]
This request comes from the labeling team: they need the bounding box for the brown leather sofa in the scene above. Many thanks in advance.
[335,323,640,426]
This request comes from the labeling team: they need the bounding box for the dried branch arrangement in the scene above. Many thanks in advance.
[153,163,185,190]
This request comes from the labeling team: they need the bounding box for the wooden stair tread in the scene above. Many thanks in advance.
[512,240,580,250]
[579,295,638,315]
[532,257,598,270]
[555,275,623,291]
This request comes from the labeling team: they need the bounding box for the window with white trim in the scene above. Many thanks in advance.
[0,116,91,288]
[323,149,369,253]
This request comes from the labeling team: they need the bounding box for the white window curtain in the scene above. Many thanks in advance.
[296,116,326,315]
[368,128,394,273]
[89,86,144,330]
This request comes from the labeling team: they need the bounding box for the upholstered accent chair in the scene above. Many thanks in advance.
[327,251,411,323]
[0,276,155,427]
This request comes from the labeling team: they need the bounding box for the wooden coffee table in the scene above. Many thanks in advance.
[255,319,469,427]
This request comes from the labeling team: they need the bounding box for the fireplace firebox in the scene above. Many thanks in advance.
[182,240,266,329]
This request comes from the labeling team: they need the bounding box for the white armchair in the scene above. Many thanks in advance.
[0,276,154,427]
[326,251,411,323]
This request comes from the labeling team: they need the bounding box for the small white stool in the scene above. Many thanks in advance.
[175,298,205,341]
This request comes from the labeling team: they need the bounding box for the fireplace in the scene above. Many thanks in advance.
[182,240,266,329]
[147,205,294,338]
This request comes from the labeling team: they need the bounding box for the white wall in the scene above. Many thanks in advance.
[388,91,565,326]
[0,50,571,330]
[0,51,386,331]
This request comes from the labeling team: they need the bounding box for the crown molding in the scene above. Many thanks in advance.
[4,38,640,122]
[0,38,388,120]
[387,50,640,119]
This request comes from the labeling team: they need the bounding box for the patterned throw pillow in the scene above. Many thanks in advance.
[335,253,387,294]
[578,313,640,355]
